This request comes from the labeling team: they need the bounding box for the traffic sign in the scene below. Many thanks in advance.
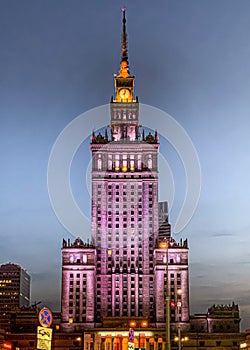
[39,307,53,328]
[128,328,134,342]
[128,342,134,350]
[37,326,53,350]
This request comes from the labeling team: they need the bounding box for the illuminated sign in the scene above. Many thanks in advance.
[2,342,12,350]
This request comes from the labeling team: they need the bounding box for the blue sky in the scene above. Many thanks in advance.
[0,0,250,330]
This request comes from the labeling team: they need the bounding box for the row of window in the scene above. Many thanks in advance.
[95,154,154,171]
[69,273,87,278]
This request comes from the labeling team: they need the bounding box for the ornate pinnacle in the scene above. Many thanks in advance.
[122,8,128,63]
[119,8,130,77]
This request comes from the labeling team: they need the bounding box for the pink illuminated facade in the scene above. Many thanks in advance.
[61,10,189,332]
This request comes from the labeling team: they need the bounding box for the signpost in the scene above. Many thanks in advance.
[37,308,53,350]
[128,328,135,350]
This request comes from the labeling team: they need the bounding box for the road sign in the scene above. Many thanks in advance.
[128,328,134,342]
[37,326,53,350]
[39,307,53,328]
[128,342,134,350]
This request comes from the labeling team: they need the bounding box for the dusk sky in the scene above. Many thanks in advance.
[1,1,250,330]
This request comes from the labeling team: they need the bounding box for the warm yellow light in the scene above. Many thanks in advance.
[56,325,60,330]
[159,241,168,249]
[76,337,81,341]
[141,320,148,327]
[240,343,247,349]
[130,321,136,328]
[174,336,179,342]
[177,289,182,295]
[108,249,112,256]
[68,317,73,323]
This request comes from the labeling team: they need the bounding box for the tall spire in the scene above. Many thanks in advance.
[122,7,128,63]
[119,8,130,77]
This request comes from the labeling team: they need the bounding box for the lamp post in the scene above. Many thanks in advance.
[159,239,170,350]
[162,241,170,350]
[166,242,171,350]
[174,336,188,350]
[177,289,182,350]
[177,303,181,350]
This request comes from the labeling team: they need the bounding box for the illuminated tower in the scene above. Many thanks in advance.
[91,8,159,322]
[61,9,190,331]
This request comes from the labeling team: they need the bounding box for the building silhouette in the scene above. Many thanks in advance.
[0,262,30,332]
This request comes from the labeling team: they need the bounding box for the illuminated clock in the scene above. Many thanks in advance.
[119,88,130,99]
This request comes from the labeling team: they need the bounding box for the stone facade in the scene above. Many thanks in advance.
[60,9,189,332]
[190,303,241,333]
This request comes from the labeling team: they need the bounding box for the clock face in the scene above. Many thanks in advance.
[119,88,130,99]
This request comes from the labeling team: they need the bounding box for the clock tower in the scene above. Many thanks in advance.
[110,8,139,142]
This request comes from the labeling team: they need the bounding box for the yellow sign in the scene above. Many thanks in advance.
[37,326,53,350]
[128,342,135,350]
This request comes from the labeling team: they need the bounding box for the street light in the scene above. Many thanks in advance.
[159,240,170,350]
[174,336,188,349]
[177,289,182,350]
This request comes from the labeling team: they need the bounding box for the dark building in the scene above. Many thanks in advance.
[0,262,30,332]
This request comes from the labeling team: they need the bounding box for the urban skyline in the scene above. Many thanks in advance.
[1,0,250,331]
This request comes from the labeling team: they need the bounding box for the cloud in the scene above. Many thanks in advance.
[210,231,234,237]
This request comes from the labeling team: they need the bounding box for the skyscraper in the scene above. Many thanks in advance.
[61,9,189,332]
[0,262,30,331]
